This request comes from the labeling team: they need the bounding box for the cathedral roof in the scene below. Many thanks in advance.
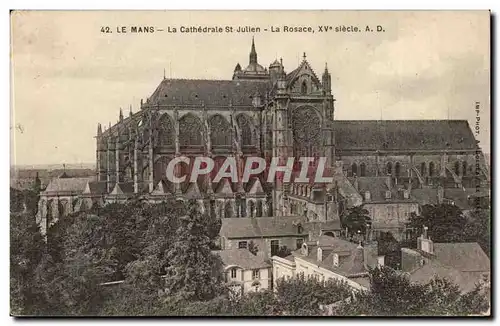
[148,79,270,107]
[44,177,93,195]
[220,216,307,239]
[335,120,477,151]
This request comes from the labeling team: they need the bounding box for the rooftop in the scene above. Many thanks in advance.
[215,248,270,270]
[335,120,477,151]
[220,216,307,239]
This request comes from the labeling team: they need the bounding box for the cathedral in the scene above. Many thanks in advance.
[37,38,490,239]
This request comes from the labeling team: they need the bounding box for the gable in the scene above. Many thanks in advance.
[286,60,322,93]
[110,183,124,195]
[247,177,264,194]
[184,181,202,198]
[215,178,233,195]
[151,180,171,195]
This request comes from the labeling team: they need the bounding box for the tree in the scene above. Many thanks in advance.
[163,200,226,302]
[10,212,46,315]
[341,205,371,237]
[331,266,490,316]
[248,240,259,256]
[407,204,467,243]
[377,231,401,270]
[275,274,353,315]
[463,208,490,257]
[275,246,292,258]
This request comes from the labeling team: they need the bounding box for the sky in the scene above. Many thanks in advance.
[10,10,490,166]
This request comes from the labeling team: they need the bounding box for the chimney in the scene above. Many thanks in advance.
[437,186,444,204]
[301,243,310,256]
[419,226,434,254]
[333,253,339,267]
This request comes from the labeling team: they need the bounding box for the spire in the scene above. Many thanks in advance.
[109,121,111,130]
[303,52,307,61]
[97,123,102,136]
[163,68,166,80]
[322,62,332,95]
[249,36,257,64]
[129,105,133,117]
[119,108,124,121]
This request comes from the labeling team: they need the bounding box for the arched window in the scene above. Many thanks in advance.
[301,81,307,94]
[454,161,460,175]
[209,115,232,146]
[420,162,427,176]
[462,161,468,176]
[395,162,401,178]
[292,106,321,158]
[360,163,367,177]
[352,163,358,177]
[158,114,174,146]
[236,114,254,146]
[179,114,203,146]
[386,162,393,176]
[429,162,435,177]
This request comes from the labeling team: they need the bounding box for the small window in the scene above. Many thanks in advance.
[271,240,280,256]
[301,81,307,94]
[296,238,304,249]
[360,163,366,177]
[238,241,248,249]
[429,162,435,177]
[252,270,260,280]
[387,162,393,175]
[230,268,237,279]
[351,163,358,177]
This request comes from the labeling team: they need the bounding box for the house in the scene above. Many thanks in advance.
[401,227,490,292]
[272,235,385,292]
[219,216,309,258]
[214,248,271,294]
[350,176,420,241]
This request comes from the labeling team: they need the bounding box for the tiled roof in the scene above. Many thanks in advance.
[84,181,107,195]
[109,182,134,195]
[44,177,94,194]
[213,249,270,269]
[433,243,490,273]
[304,220,342,234]
[148,79,270,107]
[215,249,270,270]
[292,238,373,280]
[409,260,477,292]
[220,216,306,239]
[410,188,439,206]
[335,120,477,151]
